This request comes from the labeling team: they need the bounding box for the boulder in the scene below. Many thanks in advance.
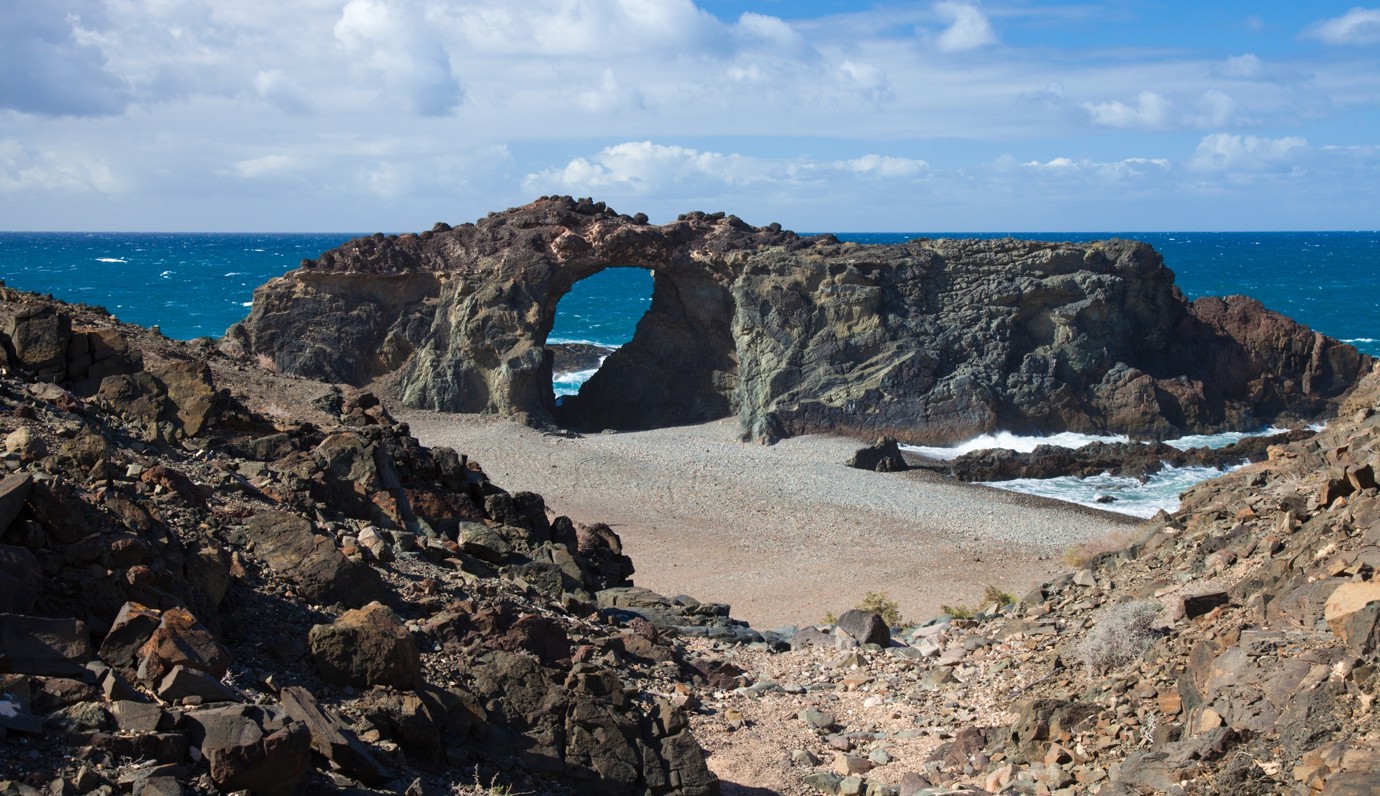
[3,304,71,374]
[135,607,231,686]
[847,438,909,472]
[149,360,218,436]
[182,705,310,796]
[98,601,163,677]
[308,601,420,689]
[279,685,390,785]
[1324,582,1380,654]
[244,510,385,608]
[0,614,92,676]
[834,609,891,647]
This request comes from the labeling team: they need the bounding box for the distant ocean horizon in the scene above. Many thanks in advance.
[2,229,1375,358]
[3,228,1375,518]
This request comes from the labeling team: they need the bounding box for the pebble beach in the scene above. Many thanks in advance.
[401,412,1139,629]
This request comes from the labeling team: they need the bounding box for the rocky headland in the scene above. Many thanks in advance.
[225,196,1368,444]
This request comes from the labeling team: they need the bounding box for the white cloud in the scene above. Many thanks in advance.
[1083,91,1172,129]
[1192,90,1240,128]
[525,142,931,195]
[1190,133,1308,171]
[1219,54,1264,79]
[0,1,130,115]
[1306,8,1380,45]
[577,70,646,114]
[525,142,762,193]
[838,155,929,178]
[0,139,121,193]
[933,1,998,52]
[1019,156,1170,178]
[438,0,719,57]
[334,0,462,116]
[229,155,297,179]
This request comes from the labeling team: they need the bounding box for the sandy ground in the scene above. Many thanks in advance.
[401,412,1139,629]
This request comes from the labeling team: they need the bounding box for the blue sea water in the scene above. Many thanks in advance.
[1,229,1374,518]
[1,230,1373,356]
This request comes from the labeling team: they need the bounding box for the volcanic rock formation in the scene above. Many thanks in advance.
[225,196,1370,443]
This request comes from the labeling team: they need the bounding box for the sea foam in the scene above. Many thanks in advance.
[900,431,1130,462]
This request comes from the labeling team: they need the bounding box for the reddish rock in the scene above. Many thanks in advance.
[308,601,420,690]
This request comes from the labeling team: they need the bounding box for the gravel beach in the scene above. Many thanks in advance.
[401,412,1140,629]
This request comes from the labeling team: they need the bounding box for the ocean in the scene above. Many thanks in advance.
[2,229,1376,516]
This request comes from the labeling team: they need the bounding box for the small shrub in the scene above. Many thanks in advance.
[1077,599,1162,671]
[825,591,907,627]
[941,602,975,620]
[859,590,906,627]
[982,585,1017,607]
[1064,527,1143,569]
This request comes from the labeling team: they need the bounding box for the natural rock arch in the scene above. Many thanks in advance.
[551,263,739,431]
[226,196,1370,443]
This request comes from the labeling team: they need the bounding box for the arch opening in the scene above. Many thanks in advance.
[546,263,740,432]
[546,266,653,403]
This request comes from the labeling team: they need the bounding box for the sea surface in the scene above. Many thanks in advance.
[2,229,1375,516]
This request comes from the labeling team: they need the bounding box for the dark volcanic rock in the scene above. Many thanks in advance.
[226,196,1369,442]
[946,428,1317,482]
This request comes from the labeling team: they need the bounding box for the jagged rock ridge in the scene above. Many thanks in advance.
[225,196,1369,443]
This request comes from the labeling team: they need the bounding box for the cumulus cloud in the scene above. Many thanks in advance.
[524,142,760,193]
[1083,91,1172,129]
[1306,8,1380,45]
[1190,133,1308,171]
[577,70,646,114]
[0,0,129,116]
[439,0,719,56]
[1219,54,1264,79]
[525,142,930,195]
[0,139,120,193]
[334,0,463,116]
[933,2,998,52]
[1019,156,1170,178]
[837,155,929,178]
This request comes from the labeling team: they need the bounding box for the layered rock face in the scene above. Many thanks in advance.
[226,196,1368,442]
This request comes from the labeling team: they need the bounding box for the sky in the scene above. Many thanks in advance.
[2,1,1380,232]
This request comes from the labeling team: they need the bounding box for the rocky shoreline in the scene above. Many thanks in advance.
[4,207,1380,795]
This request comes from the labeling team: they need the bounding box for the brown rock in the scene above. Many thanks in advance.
[308,601,420,689]
[149,360,218,436]
[1324,582,1380,654]
[135,607,231,685]
[98,601,163,677]
[182,705,310,796]
[278,685,390,785]
[0,614,92,676]
[244,510,385,608]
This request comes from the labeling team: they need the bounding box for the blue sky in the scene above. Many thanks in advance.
[2,1,1379,232]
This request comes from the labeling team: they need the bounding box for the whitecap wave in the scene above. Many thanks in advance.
[548,337,620,348]
[159,270,174,279]
[1162,426,1290,451]
[984,463,1243,519]
[900,431,1130,462]
[1344,337,1377,344]
[553,366,601,397]
[94,257,127,263]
